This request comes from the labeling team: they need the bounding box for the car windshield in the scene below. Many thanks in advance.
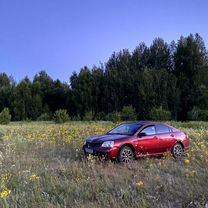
[107,124,142,136]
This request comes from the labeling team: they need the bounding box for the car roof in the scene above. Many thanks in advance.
[127,121,163,126]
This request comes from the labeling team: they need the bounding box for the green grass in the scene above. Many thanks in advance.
[0,121,207,207]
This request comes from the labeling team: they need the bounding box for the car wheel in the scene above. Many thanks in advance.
[172,143,184,158]
[118,146,134,163]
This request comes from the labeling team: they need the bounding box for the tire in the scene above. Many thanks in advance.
[118,146,134,163]
[172,143,184,158]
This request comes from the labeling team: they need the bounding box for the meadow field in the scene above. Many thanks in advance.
[0,121,207,208]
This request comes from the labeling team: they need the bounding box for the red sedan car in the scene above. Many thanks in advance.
[83,121,190,162]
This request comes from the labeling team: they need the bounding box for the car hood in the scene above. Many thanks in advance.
[86,134,128,143]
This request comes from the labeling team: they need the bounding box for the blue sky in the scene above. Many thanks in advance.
[0,0,207,82]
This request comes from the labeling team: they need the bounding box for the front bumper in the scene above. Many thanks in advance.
[83,145,119,160]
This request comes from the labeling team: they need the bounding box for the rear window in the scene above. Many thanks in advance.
[156,124,170,134]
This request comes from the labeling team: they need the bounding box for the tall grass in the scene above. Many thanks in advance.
[0,121,207,207]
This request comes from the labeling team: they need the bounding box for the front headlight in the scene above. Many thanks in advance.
[101,141,114,148]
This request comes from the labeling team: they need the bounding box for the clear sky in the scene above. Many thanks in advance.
[0,0,207,82]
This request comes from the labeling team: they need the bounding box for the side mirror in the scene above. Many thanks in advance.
[137,132,147,138]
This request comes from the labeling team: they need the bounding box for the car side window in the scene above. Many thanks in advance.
[140,126,156,136]
[156,124,170,134]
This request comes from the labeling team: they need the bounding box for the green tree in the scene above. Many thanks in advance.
[12,78,32,120]
[0,33,208,122]
[53,109,69,123]
[148,38,171,70]
[0,73,15,113]
[0,108,11,124]
[70,67,93,118]
[149,106,171,121]
[121,106,137,121]
[174,34,208,120]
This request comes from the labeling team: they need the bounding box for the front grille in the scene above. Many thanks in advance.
[86,142,101,148]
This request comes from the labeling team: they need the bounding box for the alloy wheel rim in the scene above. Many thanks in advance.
[121,148,133,163]
[173,144,183,158]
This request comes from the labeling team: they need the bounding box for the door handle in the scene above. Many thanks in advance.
[170,134,174,137]
[153,136,158,139]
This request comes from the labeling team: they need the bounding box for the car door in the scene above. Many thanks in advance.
[155,124,175,153]
[135,125,161,155]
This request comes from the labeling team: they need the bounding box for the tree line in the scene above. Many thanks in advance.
[0,33,208,121]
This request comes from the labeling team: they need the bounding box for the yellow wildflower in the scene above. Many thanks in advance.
[190,170,197,177]
[200,144,206,149]
[1,174,9,183]
[0,190,11,198]
[136,181,144,187]
[30,174,40,182]
[184,159,191,166]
